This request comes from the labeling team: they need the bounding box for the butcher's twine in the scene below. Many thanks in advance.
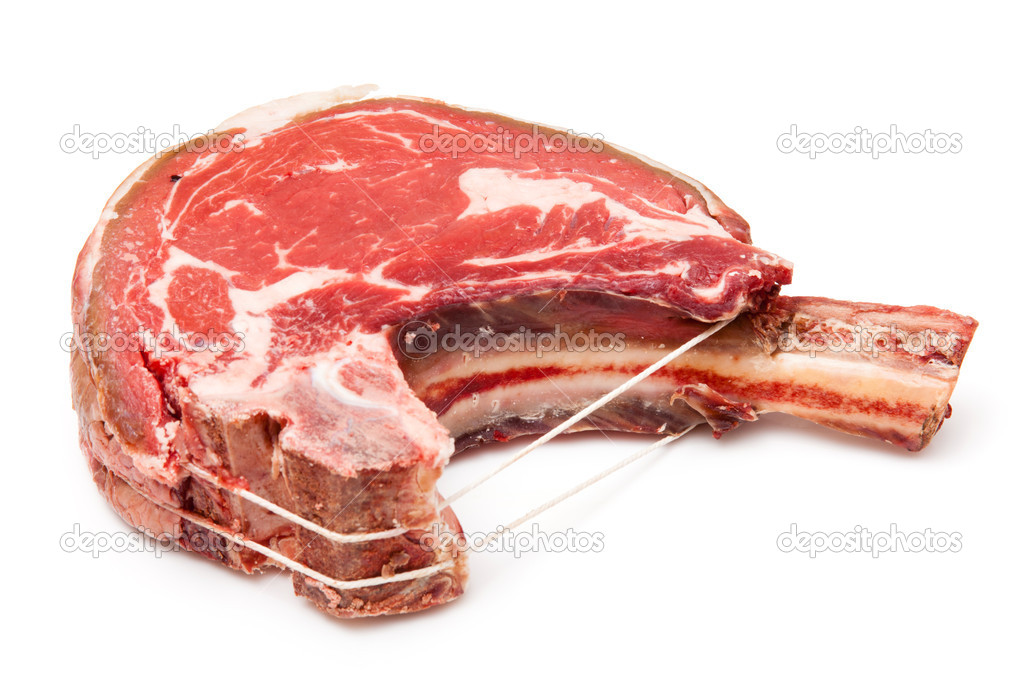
[140,317,731,590]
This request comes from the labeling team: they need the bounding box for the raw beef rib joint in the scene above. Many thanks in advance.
[70,86,977,617]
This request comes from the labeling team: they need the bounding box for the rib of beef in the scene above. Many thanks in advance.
[70,87,977,617]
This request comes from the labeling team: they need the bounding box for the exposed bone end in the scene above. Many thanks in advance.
[396,291,977,453]
[763,296,978,451]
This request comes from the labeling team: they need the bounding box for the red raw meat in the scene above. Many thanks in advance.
[70,88,975,617]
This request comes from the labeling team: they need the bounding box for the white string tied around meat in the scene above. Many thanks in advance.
[122,476,455,591]
[182,462,408,543]
[439,317,732,510]
[163,316,731,590]
[461,426,695,552]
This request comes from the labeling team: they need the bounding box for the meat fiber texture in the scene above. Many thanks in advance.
[70,86,794,616]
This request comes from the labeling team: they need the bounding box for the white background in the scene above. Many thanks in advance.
[3,1,1019,679]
